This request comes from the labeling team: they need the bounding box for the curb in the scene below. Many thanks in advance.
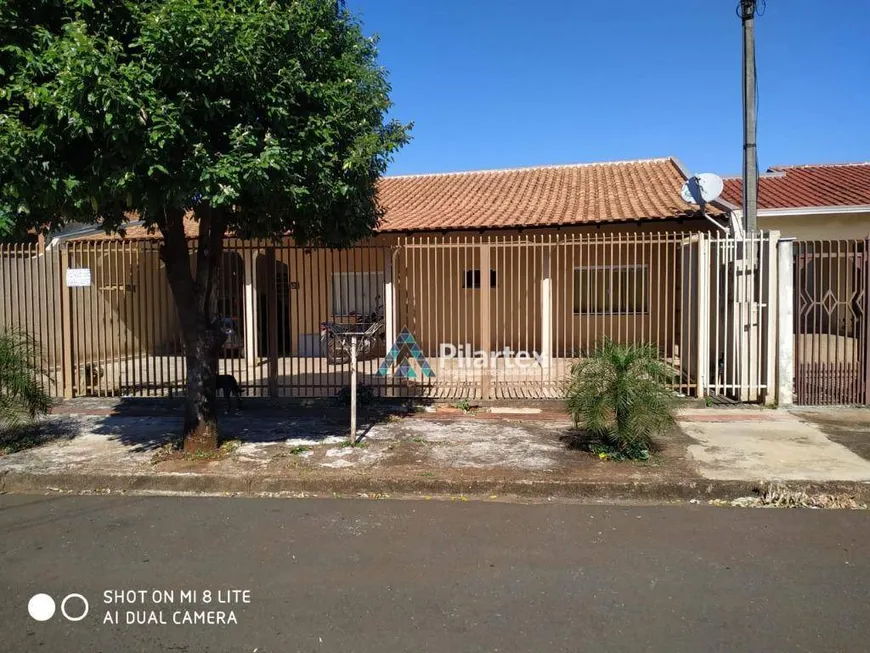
[2,470,870,503]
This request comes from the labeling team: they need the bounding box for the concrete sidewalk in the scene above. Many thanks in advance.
[1,406,870,501]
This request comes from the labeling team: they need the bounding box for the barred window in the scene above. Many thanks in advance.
[574,265,649,314]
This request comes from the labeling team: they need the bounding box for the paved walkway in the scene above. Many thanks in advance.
[681,409,870,482]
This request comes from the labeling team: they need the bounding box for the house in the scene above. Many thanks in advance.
[722,162,870,405]
[722,162,870,239]
[4,157,772,401]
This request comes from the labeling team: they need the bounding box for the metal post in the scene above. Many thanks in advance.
[864,235,870,406]
[349,335,358,445]
[243,250,257,365]
[765,231,780,405]
[776,237,795,407]
[59,244,73,399]
[384,250,396,351]
[266,247,278,397]
[696,234,710,398]
[540,247,552,369]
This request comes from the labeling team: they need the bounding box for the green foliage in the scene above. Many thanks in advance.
[452,398,471,412]
[0,330,52,429]
[0,0,410,244]
[566,339,676,460]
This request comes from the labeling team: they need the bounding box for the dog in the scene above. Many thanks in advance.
[82,363,104,395]
[215,374,243,412]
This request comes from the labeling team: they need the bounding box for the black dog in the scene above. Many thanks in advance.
[215,374,243,412]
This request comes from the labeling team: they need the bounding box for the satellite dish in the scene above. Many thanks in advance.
[681,173,725,206]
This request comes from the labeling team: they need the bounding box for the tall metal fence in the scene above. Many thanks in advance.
[0,231,776,402]
[793,239,868,405]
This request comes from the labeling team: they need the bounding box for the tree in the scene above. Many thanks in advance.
[0,0,409,451]
[0,330,52,429]
[566,339,676,460]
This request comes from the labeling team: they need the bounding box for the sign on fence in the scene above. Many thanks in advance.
[65,268,92,288]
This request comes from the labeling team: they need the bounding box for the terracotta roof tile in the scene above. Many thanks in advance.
[71,157,712,240]
[722,162,870,210]
[377,157,709,232]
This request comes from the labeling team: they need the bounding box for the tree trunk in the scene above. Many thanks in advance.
[159,206,228,452]
[182,335,222,453]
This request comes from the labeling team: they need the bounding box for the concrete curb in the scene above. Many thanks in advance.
[2,469,870,503]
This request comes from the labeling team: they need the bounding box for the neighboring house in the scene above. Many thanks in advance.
[722,162,870,240]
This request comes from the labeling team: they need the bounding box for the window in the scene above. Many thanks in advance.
[463,269,497,289]
[574,265,648,314]
[332,271,384,316]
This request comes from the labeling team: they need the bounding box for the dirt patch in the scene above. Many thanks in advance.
[0,413,702,490]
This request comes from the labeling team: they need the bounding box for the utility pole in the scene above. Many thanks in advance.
[741,0,759,234]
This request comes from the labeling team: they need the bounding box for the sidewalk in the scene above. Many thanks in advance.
[2,403,870,502]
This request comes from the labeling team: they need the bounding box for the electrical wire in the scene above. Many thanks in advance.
[736,0,766,19]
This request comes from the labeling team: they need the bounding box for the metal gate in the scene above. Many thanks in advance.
[793,239,868,405]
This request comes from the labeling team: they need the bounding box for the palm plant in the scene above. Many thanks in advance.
[0,330,52,429]
[566,339,676,459]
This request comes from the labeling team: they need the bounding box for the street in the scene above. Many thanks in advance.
[1,496,869,652]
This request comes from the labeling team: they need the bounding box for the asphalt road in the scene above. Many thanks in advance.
[1,496,869,652]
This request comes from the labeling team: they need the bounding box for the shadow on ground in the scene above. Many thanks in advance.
[62,395,432,453]
[0,417,81,455]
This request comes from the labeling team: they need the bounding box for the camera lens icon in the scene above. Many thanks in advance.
[27,594,55,622]
[28,593,89,622]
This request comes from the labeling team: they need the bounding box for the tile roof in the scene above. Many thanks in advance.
[377,157,715,232]
[69,157,715,240]
[721,162,870,211]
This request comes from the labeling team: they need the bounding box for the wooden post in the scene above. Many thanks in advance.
[479,244,491,400]
[59,245,73,399]
[349,335,358,445]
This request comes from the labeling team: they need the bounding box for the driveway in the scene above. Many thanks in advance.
[681,409,870,481]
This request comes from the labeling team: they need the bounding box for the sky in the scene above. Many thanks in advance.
[348,0,870,178]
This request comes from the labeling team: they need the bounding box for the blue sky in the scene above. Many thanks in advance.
[349,0,870,177]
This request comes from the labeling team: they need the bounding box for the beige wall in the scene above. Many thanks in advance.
[759,211,870,240]
[25,223,709,368]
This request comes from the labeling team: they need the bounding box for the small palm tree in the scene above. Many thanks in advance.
[566,339,676,458]
[0,330,52,428]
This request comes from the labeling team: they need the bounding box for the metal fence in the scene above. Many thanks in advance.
[793,239,867,405]
[0,231,776,402]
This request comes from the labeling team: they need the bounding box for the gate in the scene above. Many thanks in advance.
[793,239,868,405]
[396,233,706,400]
